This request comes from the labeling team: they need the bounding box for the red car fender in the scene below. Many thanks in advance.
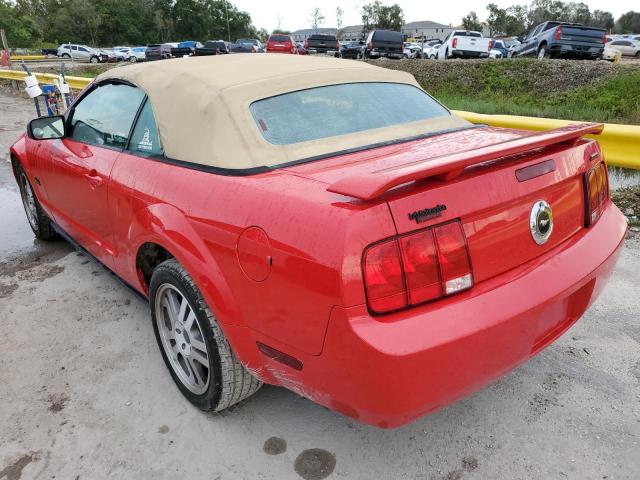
[125,202,247,329]
[9,135,28,176]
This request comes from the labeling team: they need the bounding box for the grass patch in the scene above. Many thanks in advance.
[372,58,640,125]
[429,67,640,124]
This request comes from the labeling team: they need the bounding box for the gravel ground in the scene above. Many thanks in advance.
[0,90,639,480]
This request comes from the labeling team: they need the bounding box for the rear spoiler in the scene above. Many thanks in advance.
[326,123,603,201]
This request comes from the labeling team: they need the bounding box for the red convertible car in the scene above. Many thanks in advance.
[10,55,626,428]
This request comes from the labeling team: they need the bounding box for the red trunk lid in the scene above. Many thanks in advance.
[285,125,602,284]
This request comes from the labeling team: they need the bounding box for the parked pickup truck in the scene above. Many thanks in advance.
[304,34,339,56]
[170,41,203,57]
[437,30,493,60]
[514,21,606,59]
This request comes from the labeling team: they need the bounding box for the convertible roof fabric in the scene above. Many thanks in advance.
[96,54,469,171]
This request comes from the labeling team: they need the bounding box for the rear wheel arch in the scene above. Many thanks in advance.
[135,241,175,293]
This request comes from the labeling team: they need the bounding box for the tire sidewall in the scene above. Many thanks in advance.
[149,261,223,410]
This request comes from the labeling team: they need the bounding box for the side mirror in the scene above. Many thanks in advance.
[28,115,65,140]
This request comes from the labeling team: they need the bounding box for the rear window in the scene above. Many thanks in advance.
[270,35,291,42]
[372,30,403,42]
[454,31,482,37]
[309,35,336,41]
[250,83,449,145]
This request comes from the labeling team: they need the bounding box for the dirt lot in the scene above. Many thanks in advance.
[1,90,639,480]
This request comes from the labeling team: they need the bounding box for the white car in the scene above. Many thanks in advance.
[403,43,421,59]
[115,46,146,62]
[602,45,622,62]
[56,44,101,63]
[437,30,492,60]
[422,40,442,59]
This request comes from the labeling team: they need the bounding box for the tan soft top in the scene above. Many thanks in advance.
[96,54,469,171]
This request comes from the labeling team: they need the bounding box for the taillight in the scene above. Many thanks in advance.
[488,39,493,51]
[583,162,608,227]
[304,40,309,49]
[452,37,458,49]
[336,41,340,50]
[363,220,473,314]
[367,42,372,49]
[555,26,562,40]
[603,33,608,44]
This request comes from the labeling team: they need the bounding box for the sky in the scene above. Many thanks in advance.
[233,0,638,32]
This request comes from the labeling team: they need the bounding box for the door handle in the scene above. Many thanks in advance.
[85,169,103,188]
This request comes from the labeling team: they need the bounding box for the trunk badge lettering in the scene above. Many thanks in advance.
[408,204,447,224]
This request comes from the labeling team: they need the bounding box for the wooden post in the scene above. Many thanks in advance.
[0,28,18,89]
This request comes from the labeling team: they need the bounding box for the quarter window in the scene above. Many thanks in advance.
[128,98,163,157]
[69,83,145,149]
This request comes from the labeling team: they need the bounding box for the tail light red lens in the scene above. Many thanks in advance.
[363,240,406,313]
[583,162,609,227]
[304,40,309,49]
[488,39,493,51]
[336,41,340,50]
[452,38,458,49]
[555,26,563,40]
[363,221,473,314]
[367,42,372,49]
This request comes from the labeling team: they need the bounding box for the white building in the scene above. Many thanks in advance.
[401,21,454,41]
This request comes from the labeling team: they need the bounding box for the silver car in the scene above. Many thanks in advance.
[607,39,640,57]
[57,44,101,63]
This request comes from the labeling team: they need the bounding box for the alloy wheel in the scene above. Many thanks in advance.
[154,283,210,394]
[19,173,38,231]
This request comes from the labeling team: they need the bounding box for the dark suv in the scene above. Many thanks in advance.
[304,34,339,55]
[364,30,403,59]
[145,44,173,61]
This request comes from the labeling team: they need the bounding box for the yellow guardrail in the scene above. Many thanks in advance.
[0,68,91,91]
[455,111,639,170]
[0,69,637,169]
[9,55,46,61]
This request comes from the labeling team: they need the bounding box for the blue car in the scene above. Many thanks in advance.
[491,39,509,58]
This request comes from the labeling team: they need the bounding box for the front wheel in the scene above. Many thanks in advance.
[90,55,99,63]
[150,259,262,411]
[62,53,70,59]
[129,56,137,62]
[16,163,56,240]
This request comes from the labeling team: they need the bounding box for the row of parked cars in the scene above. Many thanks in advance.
[41,39,266,63]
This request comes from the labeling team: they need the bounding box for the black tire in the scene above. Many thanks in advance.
[150,258,262,411]
[62,53,70,59]
[537,44,549,59]
[636,51,640,58]
[129,56,137,62]
[89,56,99,64]
[15,162,57,240]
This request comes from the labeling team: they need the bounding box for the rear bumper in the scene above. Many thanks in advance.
[549,43,603,58]
[288,205,626,428]
[451,49,489,58]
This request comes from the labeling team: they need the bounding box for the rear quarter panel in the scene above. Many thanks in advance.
[109,153,396,356]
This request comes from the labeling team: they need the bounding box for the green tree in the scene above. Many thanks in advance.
[361,1,403,33]
[462,11,483,32]
[0,0,42,47]
[378,4,403,31]
[336,6,344,39]
[309,7,324,32]
[590,10,614,30]
[615,11,640,33]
